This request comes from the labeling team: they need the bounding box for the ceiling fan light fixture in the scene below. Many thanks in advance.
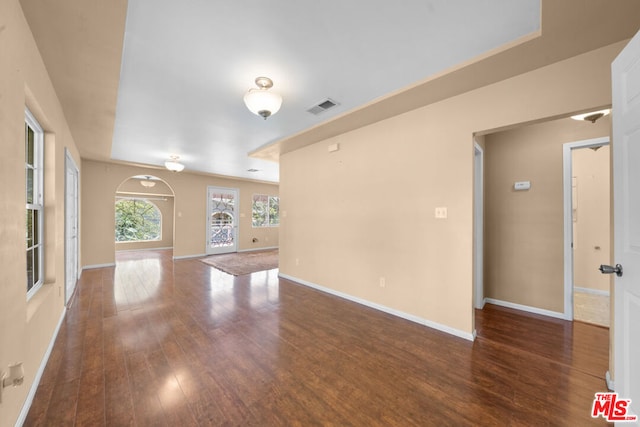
[140,176,156,187]
[165,155,185,172]
[244,77,282,119]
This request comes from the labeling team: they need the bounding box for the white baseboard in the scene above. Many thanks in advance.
[173,253,206,260]
[475,298,487,310]
[484,298,568,320]
[574,287,610,297]
[238,246,279,253]
[115,246,173,253]
[82,262,115,270]
[278,273,475,342]
[606,370,615,391]
[16,308,66,426]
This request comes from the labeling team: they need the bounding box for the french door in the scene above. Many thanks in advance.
[206,186,238,255]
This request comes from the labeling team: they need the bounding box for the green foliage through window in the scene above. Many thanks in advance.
[252,195,279,227]
[115,199,161,242]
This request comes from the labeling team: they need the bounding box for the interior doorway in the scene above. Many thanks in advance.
[476,113,611,323]
[114,175,175,254]
[563,137,611,326]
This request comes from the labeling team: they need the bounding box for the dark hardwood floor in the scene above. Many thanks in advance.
[25,249,610,426]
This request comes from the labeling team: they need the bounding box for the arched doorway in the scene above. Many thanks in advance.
[115,175,176,253]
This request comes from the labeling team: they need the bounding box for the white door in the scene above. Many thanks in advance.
[206,186,238,255]
[65,150,79,305]
[611,29,640,420]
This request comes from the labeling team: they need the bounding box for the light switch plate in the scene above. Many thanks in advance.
[435,207,448,219]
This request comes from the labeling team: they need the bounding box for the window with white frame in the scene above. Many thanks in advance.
[25,108,44,297]
[115,198,162,242]
[252,194,279,227]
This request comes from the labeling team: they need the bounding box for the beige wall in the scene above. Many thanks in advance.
[279,41,625,337]
[572,145,611,292]
[0,1,82,425]
[115,177,175,251]
[82,160,279,267]
[484,117,610,312]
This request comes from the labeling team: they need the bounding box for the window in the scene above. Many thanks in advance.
[115,199,162,242]
[252,194,279,227]
[26,108,44,298]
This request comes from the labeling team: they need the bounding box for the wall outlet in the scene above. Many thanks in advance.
[379,277,386,288]
[295,258,300,266]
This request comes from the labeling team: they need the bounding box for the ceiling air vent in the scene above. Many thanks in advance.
[307,98,339,115]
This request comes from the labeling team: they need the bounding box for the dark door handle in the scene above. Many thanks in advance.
[599,264,623,277]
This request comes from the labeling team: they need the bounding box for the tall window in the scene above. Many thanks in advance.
[115,199,162,242]
[252,194,279,227]
[26,108,44,297]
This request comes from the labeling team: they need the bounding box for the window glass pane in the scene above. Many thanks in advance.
[26,168,34,204]
[33,247,40,285]
[26,210,33,248]
[269,196,279,226]
[252,195,268,227]
[26,249,34,291]
[33,209,39,246]
[115,199,162,242]
[26,125,34,165]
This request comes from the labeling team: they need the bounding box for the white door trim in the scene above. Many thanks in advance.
[562,136,610,320]
[64,149,80,305]
[474,141,485,309]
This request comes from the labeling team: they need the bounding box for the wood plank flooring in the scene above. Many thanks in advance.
[24,249,610,426]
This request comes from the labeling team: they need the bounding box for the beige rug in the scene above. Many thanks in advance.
[200,249,279,276]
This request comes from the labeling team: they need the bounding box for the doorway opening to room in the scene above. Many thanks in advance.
[564,137,611,327]
[474,111,612,325]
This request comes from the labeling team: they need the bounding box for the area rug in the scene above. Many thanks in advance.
[200,249,279,276]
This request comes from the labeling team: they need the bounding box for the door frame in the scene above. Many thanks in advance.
[64,149,80,305]
[474,141,485,309]
[206,186,239,255]
[562,136,610,320]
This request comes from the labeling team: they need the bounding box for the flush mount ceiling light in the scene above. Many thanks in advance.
[140,176,156,188]
[571,108,611,123]
[243,77,282,119]
[165,155,185,172]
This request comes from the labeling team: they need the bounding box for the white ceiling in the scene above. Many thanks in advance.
[110,0,540,183]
